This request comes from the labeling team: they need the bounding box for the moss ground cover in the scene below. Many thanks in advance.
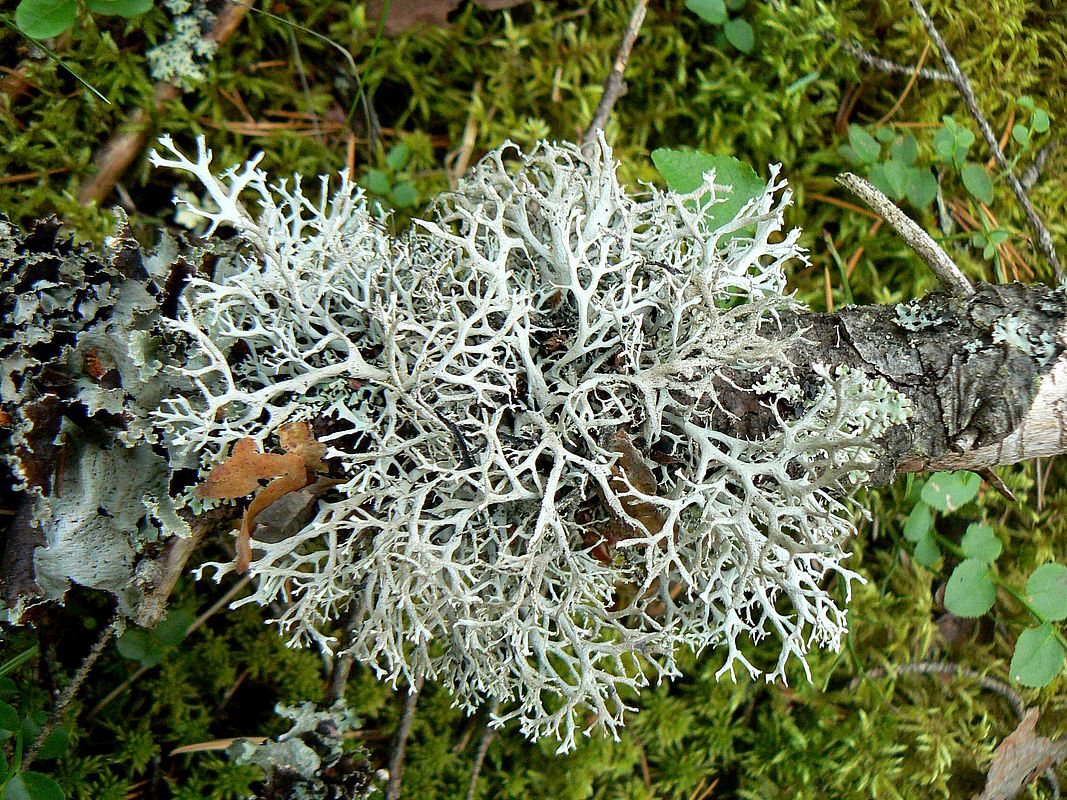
[1,0,1066,797]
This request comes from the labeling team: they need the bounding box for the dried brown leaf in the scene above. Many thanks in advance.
[975,708,1067,800]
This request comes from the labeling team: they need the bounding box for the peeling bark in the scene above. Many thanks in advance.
[768,282,1067,480]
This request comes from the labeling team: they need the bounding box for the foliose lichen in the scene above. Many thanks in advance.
[148,134,911,751]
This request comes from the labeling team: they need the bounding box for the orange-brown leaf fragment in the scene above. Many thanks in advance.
[193,422,329,573]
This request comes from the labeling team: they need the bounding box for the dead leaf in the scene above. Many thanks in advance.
[193,422,328,572]
[606,430,665,537]
[365,0,529,35]
[974,708,1067,800]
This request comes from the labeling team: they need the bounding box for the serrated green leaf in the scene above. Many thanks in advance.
[944,559,996,617]
[3,771,65,800]
[1011,623,1065,687]
[651,149,764,231]
[1027,564,1067,621]
[960,523,1002,563]
[685,0,727,24]
[85,0,153,15]
[913,535,941,568]
[847,125,880,163]
[722,18,754,53]
[921,471,981,512]
[14,0,77,39]
[961,162,993,204]
[903,502,933,542]
[907,168,938,208]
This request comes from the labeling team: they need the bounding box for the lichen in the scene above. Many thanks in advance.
[146,0,218,89]
[992,313,1059,365]
[150,133,911,751]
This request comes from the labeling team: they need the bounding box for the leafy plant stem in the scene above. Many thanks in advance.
[0,646,39,679]
[0,16,109,104]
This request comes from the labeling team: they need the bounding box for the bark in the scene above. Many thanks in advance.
[767,282,1067,480]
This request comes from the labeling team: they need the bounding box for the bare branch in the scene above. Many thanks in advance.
[581,0,649,144]
[908,0,1063,281]
[825,34,953,82]
[836,172,974,296]
[1021,138,1062,192]
[384,675,424,800]
[464,701,500,800]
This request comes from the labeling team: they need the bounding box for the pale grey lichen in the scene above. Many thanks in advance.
[146,0,218,89]
[895,298,947,331]
[993,313,1059,365]
[149,134,911,751]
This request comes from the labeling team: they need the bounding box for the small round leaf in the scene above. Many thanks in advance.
[1032,109,1051,133]
[3,771,66,800]
[961,162,993,205]
[14,0,77,39]
[722,18,754,53]
[913,535,941,568]
[944,559,996,618]
[1026,563,1067,621]
[85,0,154,16]
[960,523,1002,563]
[685,0,727,24]
[906,168,939,209]
[903,502,933,543]
[1010,623,1066,687]
[847,125,881,164]
[921,471,981,512]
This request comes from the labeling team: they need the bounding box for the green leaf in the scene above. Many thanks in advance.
[685,0,727,25]
[650,149,764,231]
[722,18,754,53]
[921,471,981,512]
[913,535,941,568]
[961,162,993,204]
[903,502,933,542]
[33,726,68,762]
[906,168,938,208]
[364,169,391,195]
[944,559,996,617]
[836,144,864,166]
[725,0,746,9]
[874,127,896,143]
[890,134,918,165]
[881,160,910,200]
[1032,108,1051,133]
[1017,95,1035,111]
[932,128,956,161]
[1012,124,1030,146]
[1011,623,1066,687]
[384,143,410,171]
[115,629,164,668]
[153,608,194,648]
[847,125,880,164]
[85,0,153,15]
[1026,564,1067,621]
[14,0,77,38]
[0,703,19,740]
[389,182,418,208]
[960,523,1002,563]
[3,771,65,800]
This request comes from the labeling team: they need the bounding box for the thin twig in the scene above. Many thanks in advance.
[836,172,974,296]
[464,700,500,800]
[1021,138,1062,191]
[23,616,121,770]
[908,0,1063,281]
[324,603,363,705]
[825,34,953,82]
[581,0,649,144]
[385,674,423,800]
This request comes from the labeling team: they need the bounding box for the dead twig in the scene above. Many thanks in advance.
[1021,138,1062,192]
[836,172,974,296]
[464,700,500,800]
[581,0,649,144]
[825,34,953,82]
[23,616,121,770]
[385,674,424,800]
[908,0,1063,281]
